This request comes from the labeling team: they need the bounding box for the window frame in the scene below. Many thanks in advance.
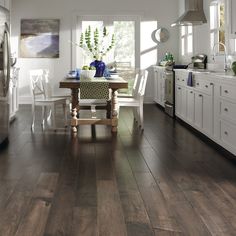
[210,0,226,54]
[71,13,141,70]
[180,25,193,58]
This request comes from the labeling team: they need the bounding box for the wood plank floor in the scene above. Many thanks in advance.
[0,104,236,236]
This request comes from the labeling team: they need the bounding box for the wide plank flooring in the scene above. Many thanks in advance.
[0,104,236,236]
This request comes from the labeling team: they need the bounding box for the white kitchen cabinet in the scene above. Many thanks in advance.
[175,70,214,136]
[0,0,4,7]
[186,88,194,124]
[0,0,10,10]
[230,0,236,37]
[175,69,236,156]
[175,85,187,119]
[153,66,165,107]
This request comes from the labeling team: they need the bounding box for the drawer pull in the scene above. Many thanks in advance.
[224,90,229,94]
[224,108,228,112]
[224,131,228,136]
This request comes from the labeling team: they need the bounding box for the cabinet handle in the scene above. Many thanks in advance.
[224,131,228,136]
[224,108,228,112]
[224,90,229,94]
[182,79,185,82]
[199,94,203,97]
[210,83,214,86]
[205,85,208,88]
[196,83,199,85]
[190,91,193,94]
[177,78,180,81]
[178,87,181,90]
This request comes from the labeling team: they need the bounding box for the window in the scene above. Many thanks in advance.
[180,26,193,56]
[210,0,225,53]
[76,17,136,69]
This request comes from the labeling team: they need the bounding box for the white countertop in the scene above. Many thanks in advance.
[174,68,236,80]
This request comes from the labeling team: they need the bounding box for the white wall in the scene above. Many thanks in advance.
[11,0,179,103]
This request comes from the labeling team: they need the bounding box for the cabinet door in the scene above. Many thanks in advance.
[153,70,158,103]
[186,89,194,124]
[194,91,213,136]
[202,93,213,136]
[175,85,182,117]
[175,85,186,119]
[0,0,4,7]
[160,74,165,107]
[180,86,187,118]
[231,0,236,37]
[4,0,10,10]
[194,92,203,130]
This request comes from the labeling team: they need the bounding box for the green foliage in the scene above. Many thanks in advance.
[79,26,115,61]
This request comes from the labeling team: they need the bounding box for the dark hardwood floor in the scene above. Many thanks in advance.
[1,104,236,236]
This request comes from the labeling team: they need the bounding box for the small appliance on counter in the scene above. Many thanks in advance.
[191,54,207,69]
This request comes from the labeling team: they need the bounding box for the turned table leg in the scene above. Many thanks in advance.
[111,89,118,132]
[71,88,79,133]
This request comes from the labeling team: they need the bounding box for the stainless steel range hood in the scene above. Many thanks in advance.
[171,0,207,27]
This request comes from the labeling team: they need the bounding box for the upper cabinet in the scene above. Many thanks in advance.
[230,0,236,37]
[0,0,10,10]
[0,0,4,7]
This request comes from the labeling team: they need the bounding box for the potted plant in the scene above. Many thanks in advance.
[72,26,115,77]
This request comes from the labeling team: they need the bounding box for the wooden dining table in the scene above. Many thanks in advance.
[59,77,128,133]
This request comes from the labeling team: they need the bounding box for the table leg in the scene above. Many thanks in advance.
[106,100,111,119]
[71,88,79,133]
[111,89,118,132]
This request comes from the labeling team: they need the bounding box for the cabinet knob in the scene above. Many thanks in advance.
[224,131,228,136]
[224,108,228,112]
[178,87,181,90]
[205,85,208,88]
[190,91,193,94]
[224,90,229,94]
[210,83,214,86]
[177,78,180,80]
[182,79,185,81]
[199,94,203,97]
[196,83,199,85]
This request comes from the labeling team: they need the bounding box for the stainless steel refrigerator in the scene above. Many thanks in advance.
[0,6,10,145]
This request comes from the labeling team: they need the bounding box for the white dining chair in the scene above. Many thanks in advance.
[118,68,141,98]
[29,69,67,131]
[118,69,148,130]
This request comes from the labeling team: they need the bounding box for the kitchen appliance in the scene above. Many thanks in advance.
[171,0,207,27]
[164,69,174,117]
[0,6,10,145]
[191,54,207,69]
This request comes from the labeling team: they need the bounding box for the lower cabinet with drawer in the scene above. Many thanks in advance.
[175,70,236,156]
[220,120,236,154]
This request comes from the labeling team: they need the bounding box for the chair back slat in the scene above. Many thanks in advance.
[138,70,148,97]
[29,69,46,100]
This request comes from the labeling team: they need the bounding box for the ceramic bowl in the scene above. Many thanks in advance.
[80,70,96,79]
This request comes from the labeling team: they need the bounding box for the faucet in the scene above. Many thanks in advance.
[212,42,228,71]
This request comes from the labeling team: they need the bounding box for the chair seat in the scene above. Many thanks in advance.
[118,97,140,106]
[35,97,67,103]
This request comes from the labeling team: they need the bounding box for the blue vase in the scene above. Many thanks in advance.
[90,60,106,77]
